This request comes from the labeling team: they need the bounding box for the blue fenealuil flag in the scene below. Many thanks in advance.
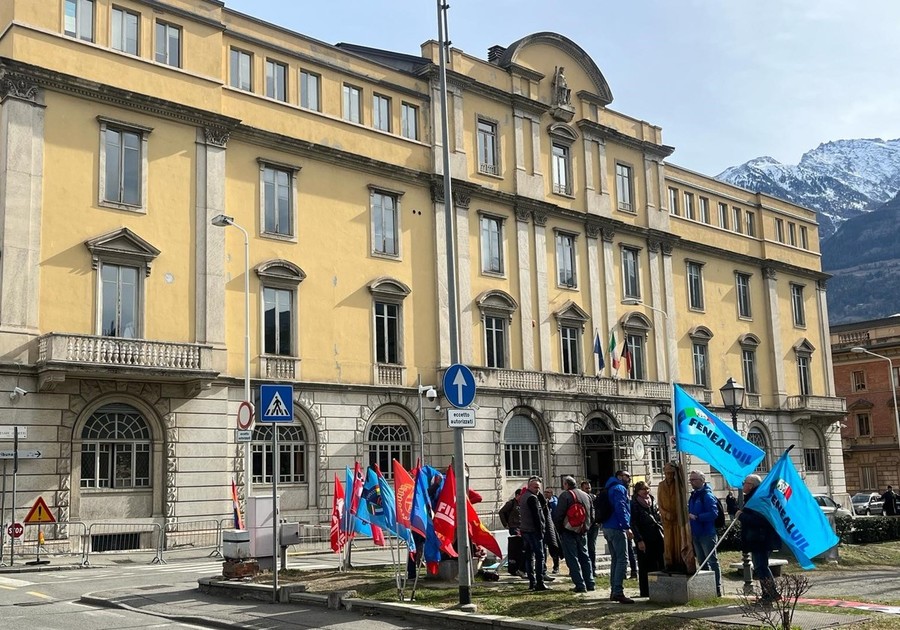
[744,449,839,569]
[674,384,765,487]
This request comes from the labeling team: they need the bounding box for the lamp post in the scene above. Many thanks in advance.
[719,377,751,594]
[622,299,674,417]
[851,347,900,458]
[416,376,437,464]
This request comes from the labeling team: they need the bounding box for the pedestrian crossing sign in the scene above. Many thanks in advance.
[259,384,294,423]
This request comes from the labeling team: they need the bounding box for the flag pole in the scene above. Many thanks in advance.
[688,517,738,581]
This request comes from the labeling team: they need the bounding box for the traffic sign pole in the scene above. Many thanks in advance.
[259,383,292,604]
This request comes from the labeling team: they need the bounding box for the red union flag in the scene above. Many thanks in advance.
[432,464,457,547]
[393,459,415,528]
[330,474,347,553]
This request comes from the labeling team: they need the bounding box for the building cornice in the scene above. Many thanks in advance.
[576,119,674,159]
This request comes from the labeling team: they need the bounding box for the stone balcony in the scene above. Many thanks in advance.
[259,355,301,381]
[35,333,217,393]
[785,394,847,417]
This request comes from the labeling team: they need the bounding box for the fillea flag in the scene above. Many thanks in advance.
[674,384,765,487]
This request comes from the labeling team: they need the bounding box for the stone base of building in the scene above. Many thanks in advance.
[648,570,716,604]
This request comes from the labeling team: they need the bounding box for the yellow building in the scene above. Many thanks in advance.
[0,1,845,540]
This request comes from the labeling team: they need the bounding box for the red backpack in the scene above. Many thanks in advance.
[564,490,589,533]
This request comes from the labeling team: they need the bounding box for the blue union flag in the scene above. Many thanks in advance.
[674,384,765,487]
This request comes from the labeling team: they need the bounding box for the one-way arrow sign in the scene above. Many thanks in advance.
[0,450,41,459]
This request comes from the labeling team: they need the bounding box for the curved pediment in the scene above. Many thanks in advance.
[367,276,411,300]
[739,333,761,348]
[255,259,306,285]
[688,325,714,341]
[496,32,613,106]
[619,311,652,331]
[476,289,519,314]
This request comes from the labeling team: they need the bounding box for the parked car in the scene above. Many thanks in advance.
[851,492,884,515]
[812,494,853,518]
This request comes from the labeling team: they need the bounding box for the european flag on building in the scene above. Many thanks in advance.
[674,384,765,487]
[744,449,839,569]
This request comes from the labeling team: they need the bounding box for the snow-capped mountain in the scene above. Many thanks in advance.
[717,138,900,238]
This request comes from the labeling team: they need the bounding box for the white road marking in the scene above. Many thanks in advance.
[0,576,34,588]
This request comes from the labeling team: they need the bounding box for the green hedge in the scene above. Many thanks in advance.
[716,516,900,548]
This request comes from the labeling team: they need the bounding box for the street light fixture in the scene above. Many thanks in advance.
[851,347,900,456]
[719,377,751,592]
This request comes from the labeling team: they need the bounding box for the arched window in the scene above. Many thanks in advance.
[504,415,542,477]
[80,404,151,488]
[367,414,412,479]
[251,424,306,484]
[802,427,824,473]
[649,419,673,475]
[747,427,769,473]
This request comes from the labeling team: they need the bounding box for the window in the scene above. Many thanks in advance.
[788,222,797,246]
[689,327,713,388]
[263,287,293,356]
[476,118,499,175]
[804,447,823,473]
[615,163,633,212]
[374,301,400,364]
[732,207,743,233]
[111,6,139,54]
[625,333,645,380]
[371,190,399,256]
[401,103,418,140]
[560,326,580,375]
[790,283,806,327]
[649,420,673,475]
[736,272,752,318]
[742,348,758,394]
[748,428,769,473]
[851,370,866,391]
[65,0,94,41]
[797,354,812,396]
[480,215,504,274]
[684,192,695,220]
[857,413,871,436]
[503,416,541,477]
[699,197,710,223]
[101,123,144,207]
[342,84,361,123]
[154,21,180,67]
[718,202,729,229]
[265,59,287,101]
[800,226,809,249]
[230,49,252,91]
[551,143,571,195]
[80,404,151,488]
[861,466,877,491]
[372,94,391,132]
[893,366,899,390]
[775,218,785,243]
[300,70,320,111]
[367,421,412,480]
[262,164,294,237]
[556,231,577,288]
[668,187,679,216]
[251,424,306,484]
[746,211,756,236]
[101,263,139,338]
[622,247,640,299]
[686,261,704,310]
[485,315,507,368]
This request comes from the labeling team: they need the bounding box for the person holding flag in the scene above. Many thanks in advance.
[736,474,781,603]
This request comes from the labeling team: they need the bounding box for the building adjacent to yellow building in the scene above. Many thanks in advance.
[0,1,845,541]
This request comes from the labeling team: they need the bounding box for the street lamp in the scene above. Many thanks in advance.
[851,347,900,456]
[719,377,751,593]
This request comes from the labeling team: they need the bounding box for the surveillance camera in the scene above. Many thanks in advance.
[425,388,438,402]
[9,386,27,400]
[434,405,441,413]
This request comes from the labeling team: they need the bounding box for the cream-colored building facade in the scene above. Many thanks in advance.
[0,0,846,538]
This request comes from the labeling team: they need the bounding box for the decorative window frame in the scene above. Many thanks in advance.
[554,300,589,375]
[620,244,642,300]
[477,289,519,369]
[369,184,404,259]
[793,338,816,396]
[735,271,753,320]
[554,229,579,289]
[620,311,652,380]
[739,333,761,396]
[257,158,301,242]
[615,161,635,213]
[368,276,411,371]
[747,423,771,473]
[255,259,307,359]
[790,282,807,328]
[478,211,506,277]
[97,116,152,213]
[475,115,501,176]
[688,325,714,388]
[548,123,577,197]
[685,259,705,312]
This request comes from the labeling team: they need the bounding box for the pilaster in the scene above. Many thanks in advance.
[602,228,617,377]
[515,208,535,371]
[454,192,473,365]
[816,279,836,396]
[647,239,667,380]
[764,267,787,403]
[661,241,678,382]
[533,211,551,371]
[586,222,604,375]
[432,183,452,367]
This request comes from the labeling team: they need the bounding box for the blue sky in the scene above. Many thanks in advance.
[224,1,900,176]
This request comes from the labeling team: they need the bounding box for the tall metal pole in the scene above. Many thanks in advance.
[436,0,471,607]
[272,425,279,602]
[417,375,425,464]
[852,348,900,458]
[728,406,752,594]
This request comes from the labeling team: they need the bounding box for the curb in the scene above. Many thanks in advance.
[80,593,241,630]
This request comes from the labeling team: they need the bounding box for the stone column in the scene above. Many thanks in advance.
[763,267,787,404]
[0,72,44,350]
[533,211,551,371]
[515,207,535,371]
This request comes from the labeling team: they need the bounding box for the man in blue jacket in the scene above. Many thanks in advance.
[602,470,634,603]
[688,470,722,597]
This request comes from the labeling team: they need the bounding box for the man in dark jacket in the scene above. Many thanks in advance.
[499,489,522,534]
[602,470,634,603]
[882,486,897,516]
[688,471,722,597]
[518,476,551,591]
[737,474,780,603]
[553,476,595,593]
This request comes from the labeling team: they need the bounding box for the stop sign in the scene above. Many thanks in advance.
[7,522,23,538]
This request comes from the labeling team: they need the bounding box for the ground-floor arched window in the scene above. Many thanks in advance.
[80,403,151,488]
[504,415,542,477]
[366,413,412,480]
[251,424,306,484]
[747,426,770,473]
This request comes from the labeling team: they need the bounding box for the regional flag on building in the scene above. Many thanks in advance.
[744,449,839,569]
[674,384,765,487]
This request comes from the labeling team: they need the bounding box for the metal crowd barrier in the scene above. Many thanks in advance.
[84,521,164,565]
[0,521,89,567]
[163,518,223,558]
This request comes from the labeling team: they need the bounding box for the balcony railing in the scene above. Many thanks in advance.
[471,367,677,401]
[260,355,301,381]
[38,333,210,370]
[785,395,847,414]
[376,364,405,386]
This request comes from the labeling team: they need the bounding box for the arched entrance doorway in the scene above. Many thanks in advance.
[581,416,616,488]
